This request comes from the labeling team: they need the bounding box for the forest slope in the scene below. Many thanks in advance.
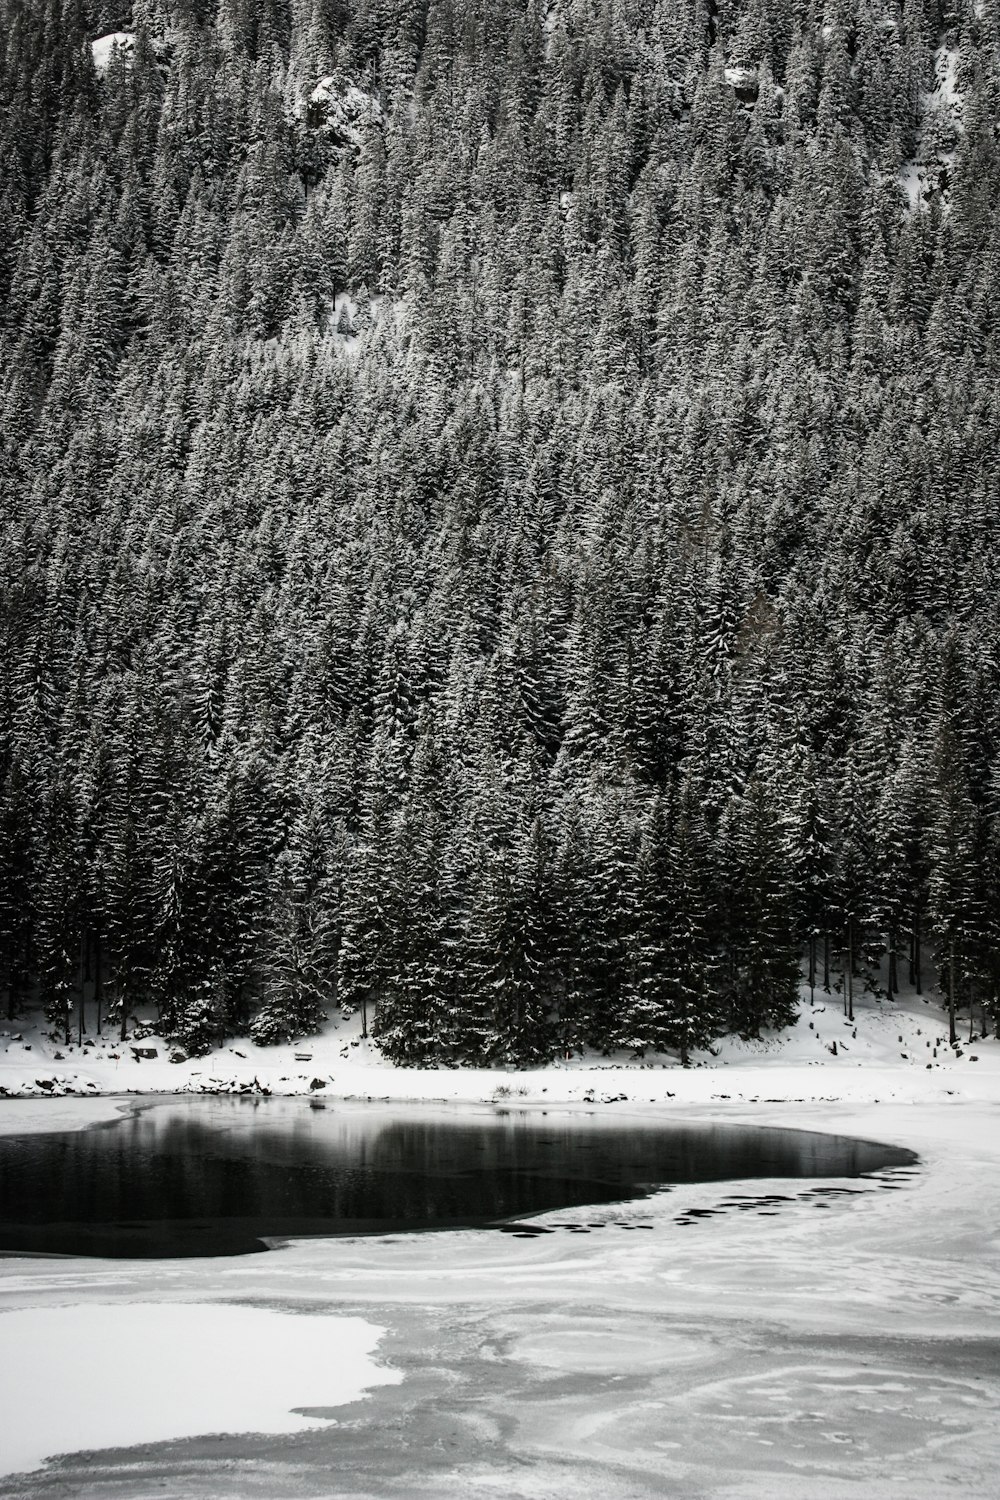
[2,0,1000,1064]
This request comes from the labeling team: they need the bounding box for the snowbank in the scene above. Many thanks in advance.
[899,39,965,215]
[0,1303,400,1477]
[327,289,401,357]
[1,983,996,1121]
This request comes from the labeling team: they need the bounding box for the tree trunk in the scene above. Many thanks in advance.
[120,976,129,1042]
[948,940,957,1044]
[808,933,816,1004]
[94,936,103,1035]
[887,925,897,1002]
[78,936,87,1046]
[361,991,368,1040]
[913,913,922,995]
[845,919,854,1022]
[823,931,830,992]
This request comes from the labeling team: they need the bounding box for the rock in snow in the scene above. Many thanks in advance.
[305,76,382,147]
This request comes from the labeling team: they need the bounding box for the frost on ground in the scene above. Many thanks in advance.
[0,1305,399,1479]
[1,987,999,1497]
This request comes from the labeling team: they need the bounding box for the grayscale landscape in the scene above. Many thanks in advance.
[2,0,999,1493]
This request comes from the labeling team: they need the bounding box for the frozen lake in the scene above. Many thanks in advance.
[0,1088,998,1498]
[0,1097,915,1257]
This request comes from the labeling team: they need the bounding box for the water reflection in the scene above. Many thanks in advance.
[0,1099,915,1258]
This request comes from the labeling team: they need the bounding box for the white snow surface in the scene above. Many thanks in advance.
[0,1303,399,1477]
[90,32,136,75]
[931,42,963,116]
[322,289,402,360]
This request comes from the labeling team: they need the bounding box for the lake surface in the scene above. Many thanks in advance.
[0,1099,915,1258]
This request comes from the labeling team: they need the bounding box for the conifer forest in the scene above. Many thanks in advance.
[1,0,998,1065]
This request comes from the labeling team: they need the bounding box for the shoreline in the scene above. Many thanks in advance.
[2,982,999,1127]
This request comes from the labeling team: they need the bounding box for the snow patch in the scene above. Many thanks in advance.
[931,42,963,116]
[90,32,135,75]
[325,290,403,358]
[898,159,929,216]
[0,1303,400,1477]
[898,41,965,215]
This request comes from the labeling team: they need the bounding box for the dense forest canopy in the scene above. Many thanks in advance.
[1,0,998,1062]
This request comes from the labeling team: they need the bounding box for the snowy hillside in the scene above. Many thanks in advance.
[302,74,382,146]
[6,0,1000,1096]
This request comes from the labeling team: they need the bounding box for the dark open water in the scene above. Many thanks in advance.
[0,1098,915,1258]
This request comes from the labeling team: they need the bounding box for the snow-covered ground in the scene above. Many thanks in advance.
[1,981,996,1110]
[2,986,999,1497]
[0,1305,399,1479]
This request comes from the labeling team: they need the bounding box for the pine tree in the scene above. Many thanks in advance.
[786,744,835,1002]
[928,718,981,1046]
[721,774,799,1037]
[626,788,719,1063]
[35,777,82,1046]
[372,710,454,1063]
[831,750,877,1023]
[0,748,36,1021]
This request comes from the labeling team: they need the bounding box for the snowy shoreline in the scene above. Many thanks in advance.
[2,985,998,1126]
